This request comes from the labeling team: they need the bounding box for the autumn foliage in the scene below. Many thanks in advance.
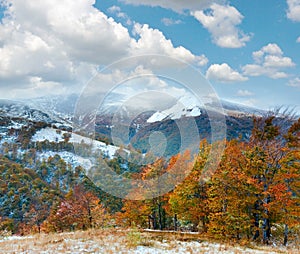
[115,115,300,245]
[0,114,299,246]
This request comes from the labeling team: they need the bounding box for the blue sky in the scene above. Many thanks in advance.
[96,0,300,110]
[0,0,299,112]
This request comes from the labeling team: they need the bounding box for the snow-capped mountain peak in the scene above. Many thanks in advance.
[147,94,202,123]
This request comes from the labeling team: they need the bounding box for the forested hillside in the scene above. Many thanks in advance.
[0,111,299,247]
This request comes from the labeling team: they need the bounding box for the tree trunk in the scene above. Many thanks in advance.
[174,214,177,231]
[87,205,92,228]
[148,215,151,229]
[253,202,260,241]
[262,216,270,244]
[151,211,157,229]
[202,216,207,233]
[283,224,288,246]
[158,202,163,230]
[262,183,270,244]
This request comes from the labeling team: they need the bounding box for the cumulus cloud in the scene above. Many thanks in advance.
[287,0,300,22]
[206,63,248,82]
[242,66,288,79]
[288,77,300,87]
[121,0,250,49]
[5,0,133,63]
[161,18,182,26]
[191,3,251,48]
[286,1,300,41]
[107,5,132,25]
[0,0,132,87]
[107,5,122,13]
[132,23,208,66]
[253,43,283,58]
[119,0,222,13]
[237,89,254,97]
[242,43,295,79]
[0,0,208,99]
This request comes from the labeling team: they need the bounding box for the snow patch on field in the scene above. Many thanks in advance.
[38,151,93,170]
[0,232,281,254]
[0,235,33,242]
[32,127,119,159]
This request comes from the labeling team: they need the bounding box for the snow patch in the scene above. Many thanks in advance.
[0,235,34,242]
[32,127,119,159]
[147,94,202,123]
[38,151,93,170]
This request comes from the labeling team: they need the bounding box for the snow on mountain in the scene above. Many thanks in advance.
[37,151,93,170]
[0,99,55,123]
[32,127,119,158]
[147,94,202,123]
[0,98,123,170]
[22,94,78,119]
[147,93,265,123]
[219,100,265,116]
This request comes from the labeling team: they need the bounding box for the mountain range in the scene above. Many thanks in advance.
[0,93,262,160]
[0,93,289,229]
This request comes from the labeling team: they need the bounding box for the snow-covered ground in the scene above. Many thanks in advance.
[0,229,292,254]
[32,127,119,159]
[0,235,34,243]
[0,100,54,123]
[38,151,93,170]
[147,94,202,123]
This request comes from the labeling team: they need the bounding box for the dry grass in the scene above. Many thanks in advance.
[0,228,299,254]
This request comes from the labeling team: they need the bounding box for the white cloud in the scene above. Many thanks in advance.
[286,0,300,42]
[0,0,133,78]
[253,43,283,59]
[287,0,300,22]
[240,98,258,107]
[242,43,295,79]
[264,55,295,68]
[196,55,209,66]
[243,65,288,79]
[206,63,248,82]
[288,77,300,87]
[120,0,222,13]
[107,5,122,13]
[107,5,132,25]
[0,30,76,82]
[161,18,182,26]
[237,89,254,97]
[191,3,251,48]
[1,76,68,99]
[132,23,208,66]
[0,0,208,99]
